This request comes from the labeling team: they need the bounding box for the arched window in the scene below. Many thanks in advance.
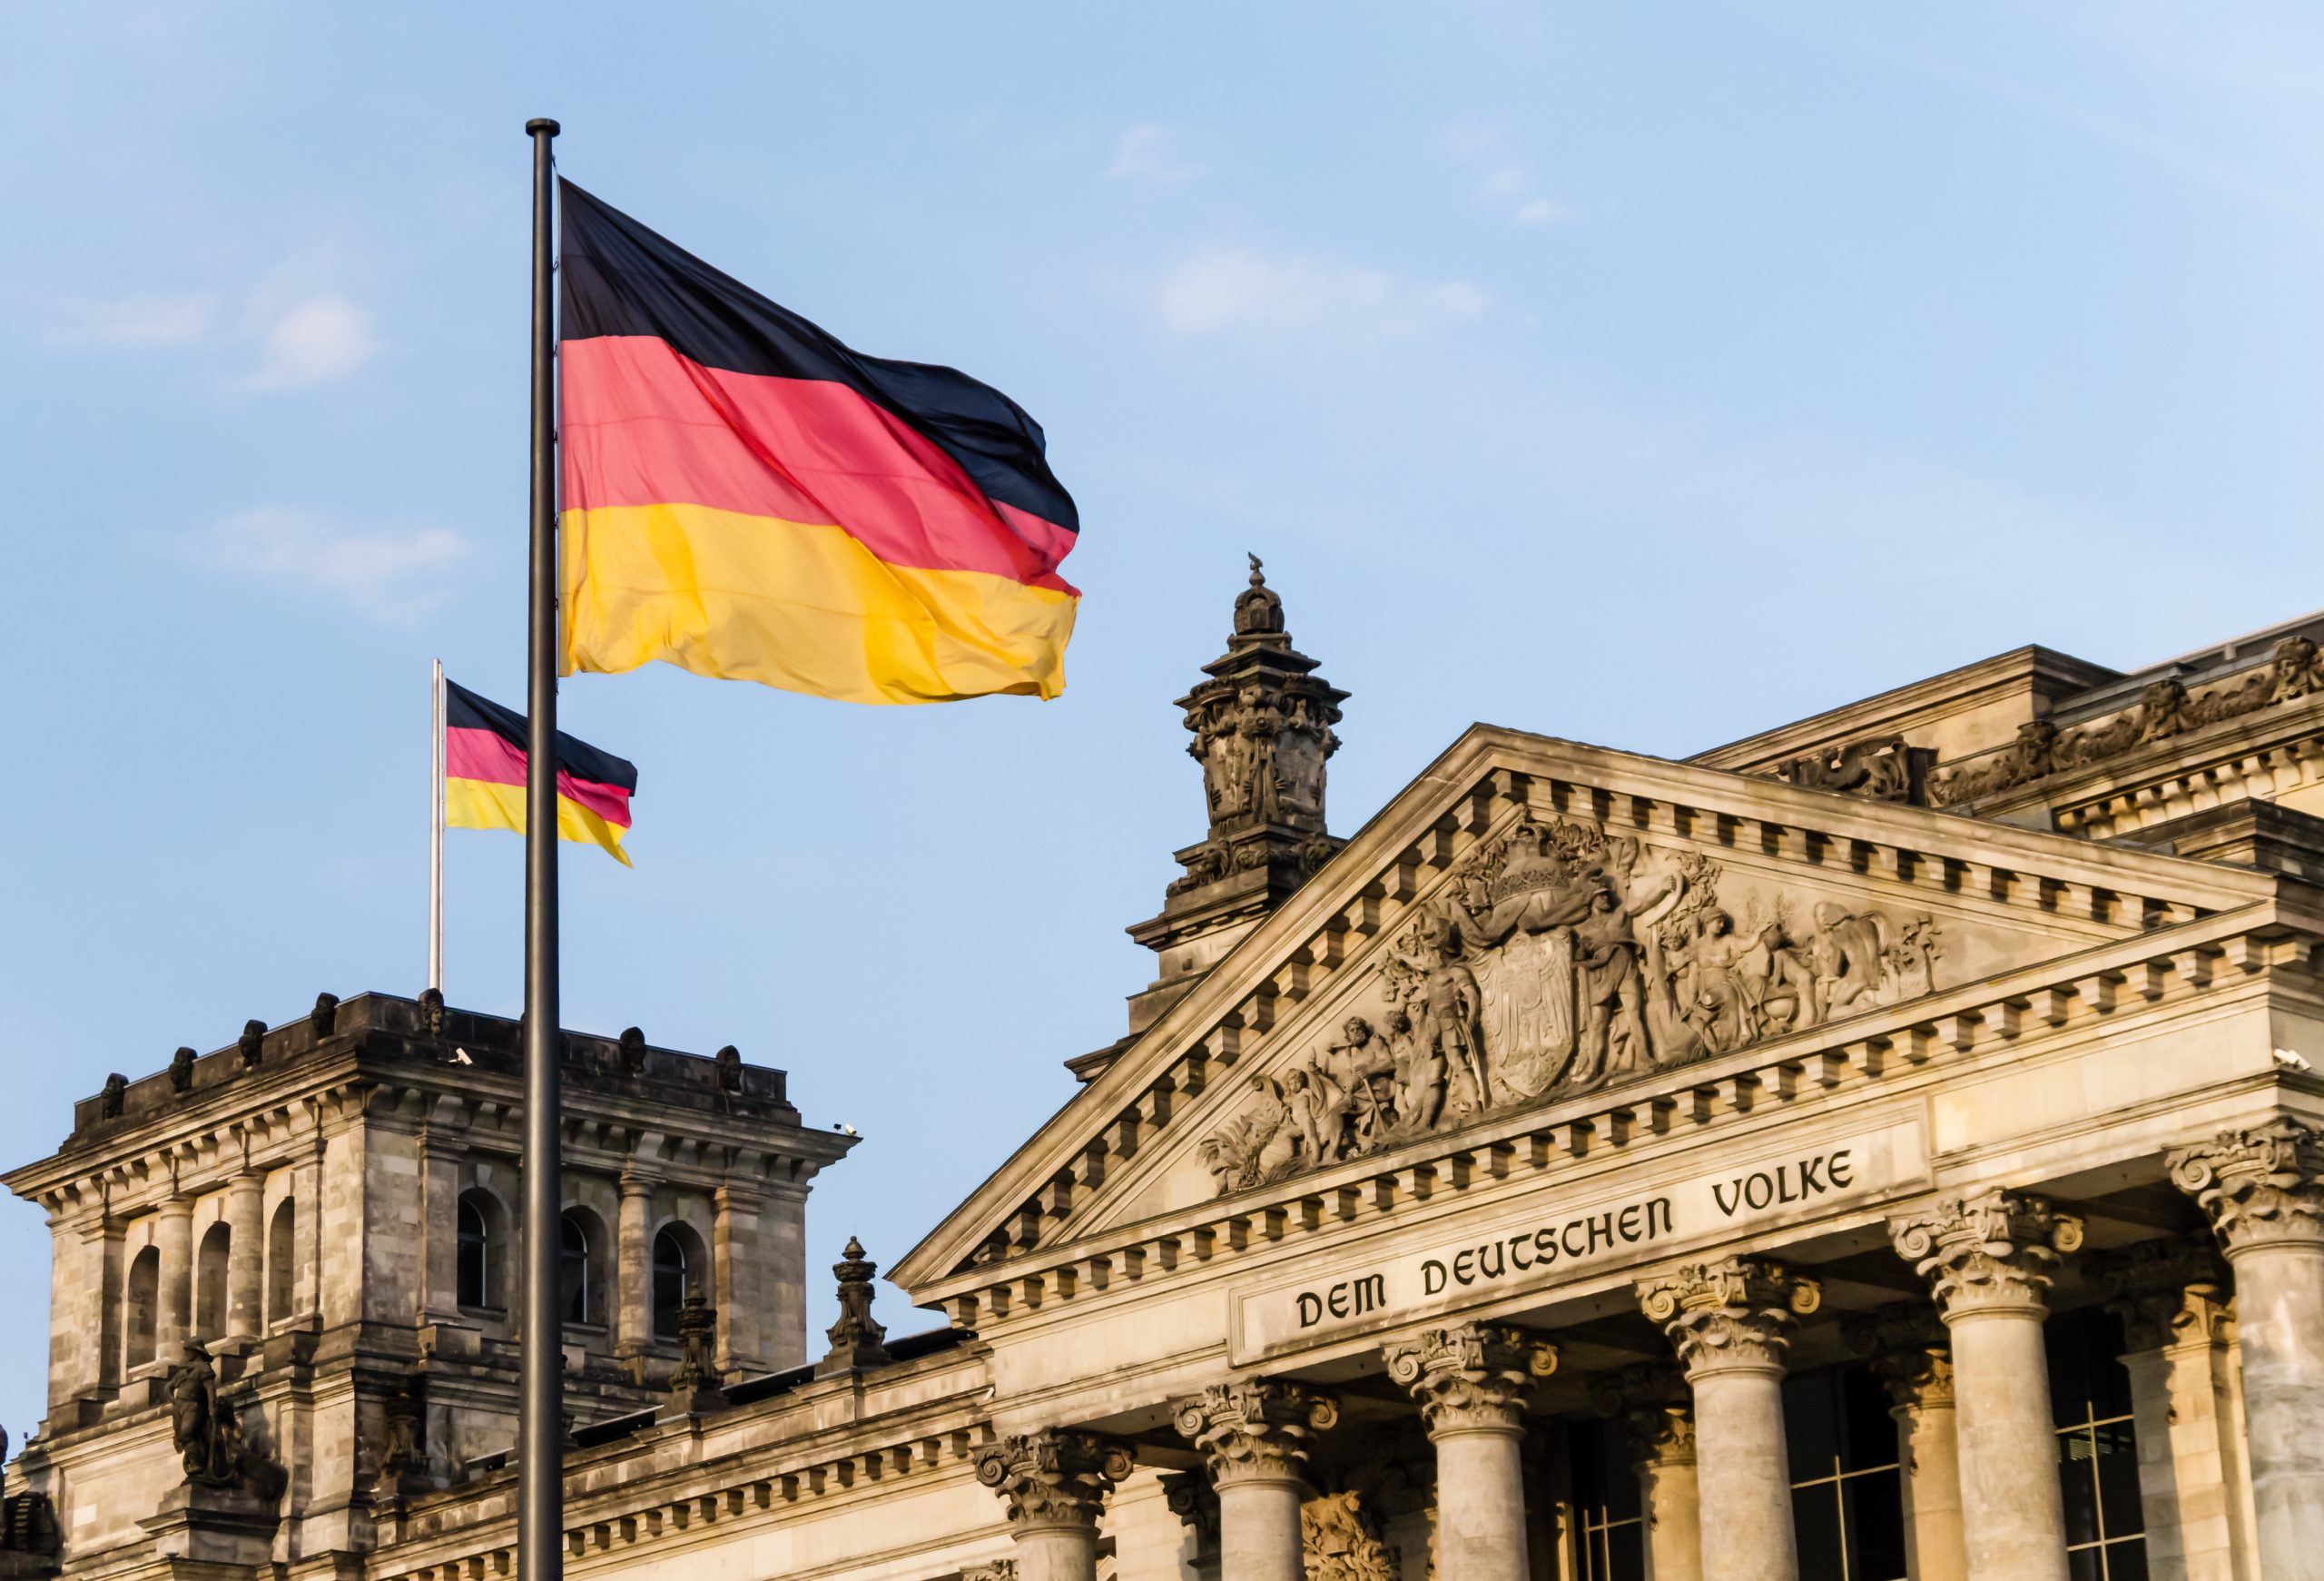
[124,1247,160,1371]
[195,1221,231,1339]
[266,1198,296,1327]
[458,1195,494,1309]
[651,1223,705,1341]
[559,1210,594,1325]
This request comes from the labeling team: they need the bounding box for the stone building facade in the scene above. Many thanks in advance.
[11,571,2324,1581]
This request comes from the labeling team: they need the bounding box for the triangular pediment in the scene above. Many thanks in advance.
[891,725,2278,1297]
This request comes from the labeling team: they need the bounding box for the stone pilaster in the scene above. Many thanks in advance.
[1637,1258,1819,1581]
[1382,1323,1555,1581]
[1890,1191,2082,1581]
[1846,1307,1965,1581]
[711,1183,761,1376]
[975,1428,1134,1581]
[1592,1364,1700,1581]
[2096,1236,2250,1581]
[2171,1121,2324,1578]
[1175,1380,1337,1581]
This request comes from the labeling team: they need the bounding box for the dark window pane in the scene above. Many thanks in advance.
[2093,1422,2144,1542]
[559,1215,589,1323]
[2058,1429,2102,1548]
[2047,1308,2135,1426]
[2102,1537,2150,1581]
[1840,1366,1900,1473]
[1846,1470,1909,1581]
[652,1228,688,1340]
[457,1200,489,1309]
[1793,1484,1845,1581]
[1603,1521,1644,1581]
[1784,1371,1843,1483]
[2068,1548,2107,1581]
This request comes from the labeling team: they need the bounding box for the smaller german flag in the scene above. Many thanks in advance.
[444,679,637,866]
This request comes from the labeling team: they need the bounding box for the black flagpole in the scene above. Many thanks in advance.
[519,114,564,1581]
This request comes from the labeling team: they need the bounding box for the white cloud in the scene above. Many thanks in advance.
[1515,198,1569,226]
[1480,165,1528,201]
[1157,247,1488,344]
[54,291,220,347]
[1110,123,1210,184]
[197,508,468,620]
[238,295,378,390]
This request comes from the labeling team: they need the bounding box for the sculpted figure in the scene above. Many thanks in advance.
[1393,931,1489,1117]
[1201,1073,1299,1192]
[1281,1067,1349,1166]
[1665,909,1758,1052]
[1809,902,1888,1015]
[1448,824,1594,949]
[167,1344,225,1482]
[1571,886,1655,1085]
[1322,1017,1397,1149]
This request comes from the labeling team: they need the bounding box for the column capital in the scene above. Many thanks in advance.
[973,1427,1134,1535]
[1888,1190,2083,1319]
[1842,1306,1954,1409]
[1381,1321,1557,1438]
[1590,1364,1694,1465]
[2094,1233,2233,1351]
[2169,1120,2324,1252]
[1157,1468,1217,1541]
[1172,1378,1337,1487]
[1635,1257,1819,1378]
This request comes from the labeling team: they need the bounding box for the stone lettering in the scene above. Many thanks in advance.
[1297,1271,1389,1329]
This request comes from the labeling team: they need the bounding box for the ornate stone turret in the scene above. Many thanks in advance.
[816,1236,891,1377]
[1127,556,1347,1032]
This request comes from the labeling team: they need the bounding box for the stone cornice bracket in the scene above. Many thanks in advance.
[1173,1378,1339,1488]
[973,1428,1135,1535]
[1381,1321,1557,1438]
[1636,1257,1821,1378]
[2094,1234,2234,1351]
[2169,1120,2324,1253]
[1841,1306,1954,1409]
[1588,1363,1694,1464]
[1888,1190,2083,1320]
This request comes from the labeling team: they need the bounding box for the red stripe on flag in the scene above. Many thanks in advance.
[447,726,634,828]
[560,335,1078,593]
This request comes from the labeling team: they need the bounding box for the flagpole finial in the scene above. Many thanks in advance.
[526,117,561,138]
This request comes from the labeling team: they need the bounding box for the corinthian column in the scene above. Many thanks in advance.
[1382,1322,1556,1581]
[974,1427,1134,1581]
[1175,1379,1337,1581]
[1890,1191,2082,1581]
[1847,1308,1965,1581]
[1637,1258,1821,1581]
[2171,1122,2324,1578]
[1592,1365,1702,1581]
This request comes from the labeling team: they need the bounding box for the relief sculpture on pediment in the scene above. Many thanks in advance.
[1198,816,1942,1194]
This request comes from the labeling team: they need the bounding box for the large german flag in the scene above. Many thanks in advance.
[556,181,1079,706]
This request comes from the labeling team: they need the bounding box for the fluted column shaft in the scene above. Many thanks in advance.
[1176,1379,1336,1581]
[1639,1258,1820,1581]
[2172,1122,2324,1579]
[1852,1313,1966,1581]
[975,1428,1133,1581]
[1384,1323,1555,1581]
[224,1171,264,1340]
[155,1195,193,1363]
[1891,1191,2082,1581]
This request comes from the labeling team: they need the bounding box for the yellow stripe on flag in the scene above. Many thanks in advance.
[445,777,634,867]
[558,502,1078,706]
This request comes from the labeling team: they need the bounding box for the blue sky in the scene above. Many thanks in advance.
[2,2,2320,1438]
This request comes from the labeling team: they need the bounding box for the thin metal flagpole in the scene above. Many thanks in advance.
[429,657,445,993]
[518,114,564,1581]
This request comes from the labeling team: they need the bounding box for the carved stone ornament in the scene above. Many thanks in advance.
[311,992,340,1037]
[164,1344,285,1497]
[960,1565,1019,1581]
[1174,1379,1339,1487]
[1381,1321,1557,1437]
[2094,1234,2233,1352]
[1888,1191,2083,1319]
[818,1236,891,1375]
[1933,635,2324,806]
[1197,813,1942,1195]
[2169,1120,2324,1252]
[1841,1306,1954,1409]
[1588,1364,1695,1464]
[617,1026,647,1075]
[1635,1257,1821,1378]
[99,1073,127,1119]
[168,1047,195,1095]
[417,986,447,1038]
[1773,736,1932,805]
[974,1428,1135,1534]
[714,1044,743,1092]
[237,1019,265,1069]
[1302,1490,1396,1581]
[665,1296,723,1412]
[1157,1469,1217,1542]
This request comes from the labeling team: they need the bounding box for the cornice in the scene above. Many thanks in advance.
[891,724,2281,1292]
